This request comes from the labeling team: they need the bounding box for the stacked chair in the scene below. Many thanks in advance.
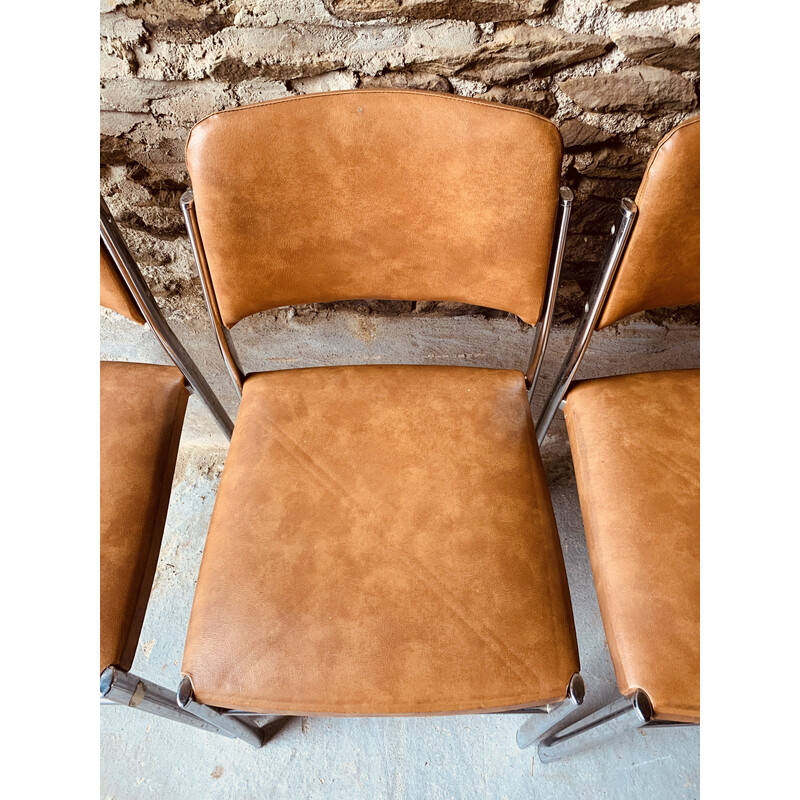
[100,200,253,741]
[99,92,699,763]
[173,90,586,743]
[520,116,700,761]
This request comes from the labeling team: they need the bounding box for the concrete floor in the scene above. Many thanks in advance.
[100,310,699,799]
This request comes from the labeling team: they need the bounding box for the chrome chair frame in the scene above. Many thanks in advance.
[535,197,638,446]
[173,185,583,748]
[101,200,261,744]
[517,196,700,761]
[536,689,695,763]
[100,197,234,439]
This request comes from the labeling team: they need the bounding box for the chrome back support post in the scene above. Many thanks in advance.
[100,197,234,439]
[537,689,653,763]
[180,191,245,399]
[526,188,574,400]
[535,198,638,446]
[516,673,585,750]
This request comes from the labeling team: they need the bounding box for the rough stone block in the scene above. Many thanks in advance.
[460,24,611,84]
[149,81,233,123]
[404,20,482,70]
[100,78,234,122]
[646,28,699,72]
[573,175,642,204]
[100,110,150,137]
[611,27,673,60]
[291,70,359,93]
[604,0,694,11]
[193,21,482,83]
[480,85,557,116]
[359,71,453,92]
[560,118,615,149]
[100,12,146,44]
[572,146,648,178]
[560,66,696,112]
[323,0,552,23]
[207,25,353,81]
[100,0,136,12]
[233,79,292,105]
[568,196,621,234]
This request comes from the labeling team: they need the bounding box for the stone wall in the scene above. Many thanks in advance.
[100,0,699,333]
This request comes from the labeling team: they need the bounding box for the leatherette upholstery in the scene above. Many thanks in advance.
[598,116,700,329]
[100,241,145,325]
[100,361,188,673]
[186,90,563,328]
[182,365,579,714]
[564,369,699,722]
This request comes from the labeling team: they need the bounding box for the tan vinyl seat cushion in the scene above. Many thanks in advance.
[564,369,699,722]
[100,242,145,324]
[100,361,189,674]
[182,365,579,715]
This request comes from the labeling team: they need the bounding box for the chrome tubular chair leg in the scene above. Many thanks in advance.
[177,676,264,748]
[537,688,653,763]
[526,187,574,401]
[180,190,245,399]
[516,673,585,750]
[223,710,292,744]
[100,197,235,439]
[535,198,638,446]
[100,667,234,737]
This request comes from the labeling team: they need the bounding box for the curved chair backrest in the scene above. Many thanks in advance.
[101,240,145,324]
[535,116,700,444]
[186,90,564,329]
[597,116,700,329]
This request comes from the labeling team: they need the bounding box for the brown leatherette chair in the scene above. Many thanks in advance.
[100,201,254,742]
[522,116,700,761]
[174,89,587,746]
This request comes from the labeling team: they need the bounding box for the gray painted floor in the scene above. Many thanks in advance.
[100,315,699,799]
